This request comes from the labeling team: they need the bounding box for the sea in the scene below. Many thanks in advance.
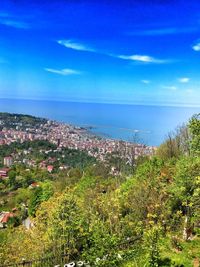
[0,98,199,146]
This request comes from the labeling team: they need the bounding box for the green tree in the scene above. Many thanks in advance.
[144,225,161,267]
[189,113,200,156]
[169,157,200,239]
[8,170,17,188]
[28,182,54,216]
[28,187,43,216]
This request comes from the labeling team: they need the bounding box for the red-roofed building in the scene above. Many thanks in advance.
[47,165,54,173]
[0,212,14,228]
[0,168,10,178]
[29,182,40,189]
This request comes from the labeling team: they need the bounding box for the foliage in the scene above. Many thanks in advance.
[8,170,17,188]
[0,112,47,129]
[188,113,200,156]
[143,225,162,267]
[28,181,54,216]
[0,113,200,266]
[156,124,190,160]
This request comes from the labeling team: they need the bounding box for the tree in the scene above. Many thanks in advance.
[156,124,190,160]
[28,182,54,216]
[144,225,162,267]
[28,187,43,216]
[189,113,200,156]
[8,170,17,188]
[170,157,200,240]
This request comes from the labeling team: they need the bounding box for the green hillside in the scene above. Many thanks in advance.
[0,114,199,267]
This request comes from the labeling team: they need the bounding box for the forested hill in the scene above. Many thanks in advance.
[0,113,199,267]
[0,112,47,129]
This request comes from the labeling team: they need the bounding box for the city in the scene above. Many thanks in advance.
[0,113,156,169]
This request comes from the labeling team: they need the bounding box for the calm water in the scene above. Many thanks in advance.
[0,98,199,146]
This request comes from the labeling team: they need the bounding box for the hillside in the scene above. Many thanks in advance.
[0,112,47,130]
[0,113,199,267]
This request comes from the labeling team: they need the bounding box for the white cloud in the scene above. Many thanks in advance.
[141,80,150,84]
[118,54,167,64]
[0,19,29,29]
[192,42,200,51]
[178,77,190,83]
[45,68,81,76]
[57,40,95,52]
[57,39,170,64]
[0,13,29,29]
[130,27,198,36]
[162,85,177,91]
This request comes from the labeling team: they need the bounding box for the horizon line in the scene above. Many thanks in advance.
[0,97,200,109]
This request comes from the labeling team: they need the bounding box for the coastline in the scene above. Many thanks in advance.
[0,112,157,162]
[0,98,199,146]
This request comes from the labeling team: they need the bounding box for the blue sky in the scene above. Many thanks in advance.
[0,0,200,106]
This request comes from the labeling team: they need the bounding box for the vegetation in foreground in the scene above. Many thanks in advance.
[0,114,199,266]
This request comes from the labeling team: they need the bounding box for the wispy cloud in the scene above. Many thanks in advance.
[162,85,177,91]
[0,12,29,29]
[192,42,200,51]
[130,27,198,36]
[0,19,29,29]
[57,40,95,52]
[45,68,81,76]
[118,54,167,64]
[57,39,170,64]
[141,80,150,84]
[178,77,190,83]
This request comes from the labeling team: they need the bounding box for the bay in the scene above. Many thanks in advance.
[0,98,199,146]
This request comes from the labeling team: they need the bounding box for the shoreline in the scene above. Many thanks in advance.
[1,99,198,146]
[0,112,157,161]
[0,111,150,145]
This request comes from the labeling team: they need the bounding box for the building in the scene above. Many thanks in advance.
[0,212,14,228]
[0,168,10,178]
[3,156,13,167]
[29,182,40,189]
[47,165,54,173]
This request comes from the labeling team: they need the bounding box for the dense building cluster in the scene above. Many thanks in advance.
[0,117,156,164]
